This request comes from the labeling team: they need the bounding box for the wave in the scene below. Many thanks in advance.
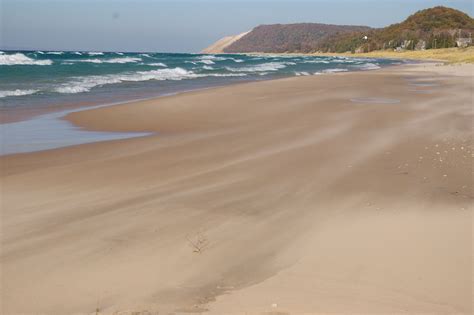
[139,53,151,57]
[196,55,219,64]
[196,55,232,64]
[356,63,381,70]
[197,59,215,65]
[295,71,310,76]
[54,68,246,94]
[322,68,348,73]
[88,52,104,56]
[0,89,39,98]
[46,51,64,55]
[202,65,214,70]
[66,57,142,64]
[303,59,330,64]
[226,62,290,72]
[148,62,167,67]
[0,53,53,66]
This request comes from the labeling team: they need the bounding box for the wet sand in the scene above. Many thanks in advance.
[1,63,473,314]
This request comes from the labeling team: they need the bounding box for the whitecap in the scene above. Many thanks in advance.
[303,59,330,64]
[226,62,289,72]
[54,68,198,94]
[0,89,39,98]
[202,65,214,70]
[197,59,215,65]
[47,51,64,55]
[322,68,348,73]
[53,68,246,94]
[148,62,167,67]
[207,73,246,77]
[139,53,151,57]
[88,52,104,56]
[295,71,310,76]
[69,57,142,64]
[0,53,53,66]
[356,63,380,70]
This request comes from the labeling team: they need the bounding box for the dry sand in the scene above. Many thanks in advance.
[1,63,473,315]
[201,31,250,54]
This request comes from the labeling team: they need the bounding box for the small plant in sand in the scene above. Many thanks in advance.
[186,231,210,253]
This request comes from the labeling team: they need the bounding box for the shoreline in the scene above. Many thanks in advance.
[2,62,472,314]
[65,62,411,133]
[0,55,405,126]
[1,61,410,156]
[225,46,474,64]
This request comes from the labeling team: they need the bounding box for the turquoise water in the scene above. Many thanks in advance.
[0,50,401,110]
[0,50,401,155]
[1,104,151,155]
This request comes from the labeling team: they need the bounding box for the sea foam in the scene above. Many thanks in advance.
[54,68,245,94]
[0,89,39,98]
[226,62,290,72]
[69,57,142,64]
[356,63,381,70]
[0,53,53,66]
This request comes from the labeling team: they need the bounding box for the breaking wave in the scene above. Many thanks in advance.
[355,63,381,70]
[322,68,349,73]
[67,57,142,64]
[226,62,290,72]
[0,89,39,98]
[148,62,167,67]
[0,53,53,66]
[54,68,246,94]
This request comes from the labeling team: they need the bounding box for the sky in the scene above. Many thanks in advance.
[1,0,473,53]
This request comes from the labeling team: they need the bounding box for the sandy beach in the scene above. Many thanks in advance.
[1,63,472,314]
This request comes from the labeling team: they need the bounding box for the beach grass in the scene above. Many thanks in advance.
[312,47,474,64]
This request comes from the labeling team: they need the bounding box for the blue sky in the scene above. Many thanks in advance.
[1,0,472,52]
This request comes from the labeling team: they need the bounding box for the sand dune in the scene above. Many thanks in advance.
[201,31,250,54]
[1,63,473,314]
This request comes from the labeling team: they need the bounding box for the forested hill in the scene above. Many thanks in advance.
[203,7,474,54]
[222,24,371,53]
